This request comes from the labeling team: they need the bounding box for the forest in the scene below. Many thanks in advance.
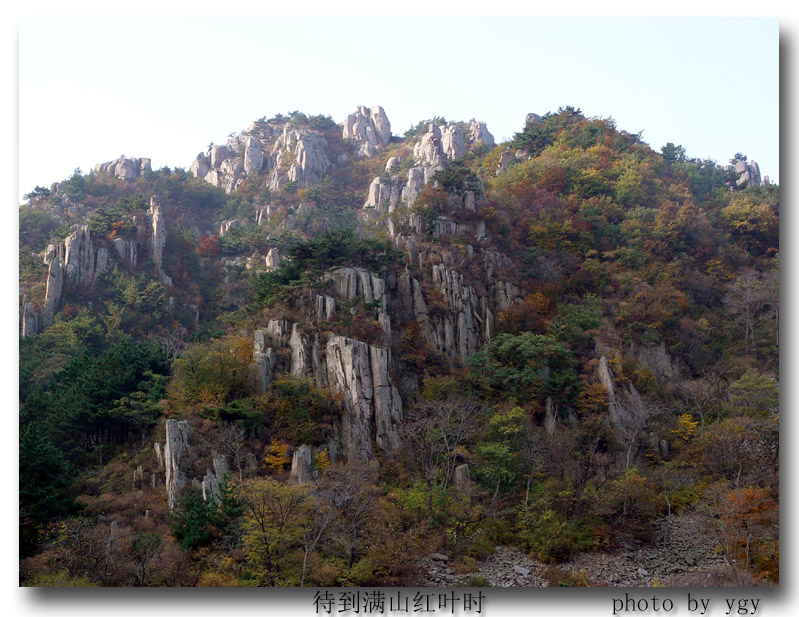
[18,106,778,587]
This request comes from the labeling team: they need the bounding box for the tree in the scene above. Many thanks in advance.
[19,422,76,554]
[317,463,379,572]
[218,422,248,482]
[721,197,778,256]
[171,487,214,550]
[474,406,528,503]
[708,484,777,577]
[469,332,576,405]
[130,533,162,586]
[727,370,779,418]
[661,143,686,164]
[402,397,484,491]
[724,269,770,356]
[239,478,309,586]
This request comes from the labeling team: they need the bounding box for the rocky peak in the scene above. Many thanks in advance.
[728,159,764,188]
[190,119,332,194]
[94,156,152,179]
[342,105,391,157]
[468,120,495,148]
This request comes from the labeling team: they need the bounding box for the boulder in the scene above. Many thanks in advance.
[454,463,471,485]
[265,247,282,271]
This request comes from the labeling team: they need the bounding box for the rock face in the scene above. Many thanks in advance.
[342,105,391,157]
[251,329,276,393]
[164,419,190,510]
[325,335,403,459]
[149,196,172,286]
[597,354,644,433]
[468,120,495,148]
[63,226,110,285]
[94,156,152,179]
[632,341,677,383]
[322,267,390,338]
[289,445,314,484]
[42,258,63,329]
[21,296,39,337]
[111,238,137,267]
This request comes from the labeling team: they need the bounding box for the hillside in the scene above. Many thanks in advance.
[18,105,778,587]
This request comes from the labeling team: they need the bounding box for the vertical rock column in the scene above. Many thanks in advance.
[42,258,63,328]
[149,196,172,286]
[252,329,275,393]
[325,335,403,460]
[164,419,190,510]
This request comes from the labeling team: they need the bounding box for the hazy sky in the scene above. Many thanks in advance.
[18,17,778,201]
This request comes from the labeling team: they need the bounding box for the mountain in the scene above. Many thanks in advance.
[18,104,779,587]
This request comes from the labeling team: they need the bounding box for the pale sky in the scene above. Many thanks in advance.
[18,17,778,201]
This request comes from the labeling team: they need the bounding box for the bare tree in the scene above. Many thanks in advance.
[523,424,547,508]
[300,493,335,587]
[318,462,379,571]
[152,326,188,361]
[218,422,248,482]
[402,397,484,490]
[678,373,726,425]
[724,269,769,356]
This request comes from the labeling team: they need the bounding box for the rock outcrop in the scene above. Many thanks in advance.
[190,120,332,194]
[42,258,63,329]
[201,452,229,502]
[363,118,491,212]
[342,105,391,157]
[325,335,403,459]
[63,226,110,285]
[468,120,495,148]
[94,156,151,179]
[265,247,282,271]
[164,419,190,510]
[251,329,276,393]
[729,159,764,188]
[149,196,172,286]
[597,354,644,434]
[289,445,314,484]
[631,341,677,383]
